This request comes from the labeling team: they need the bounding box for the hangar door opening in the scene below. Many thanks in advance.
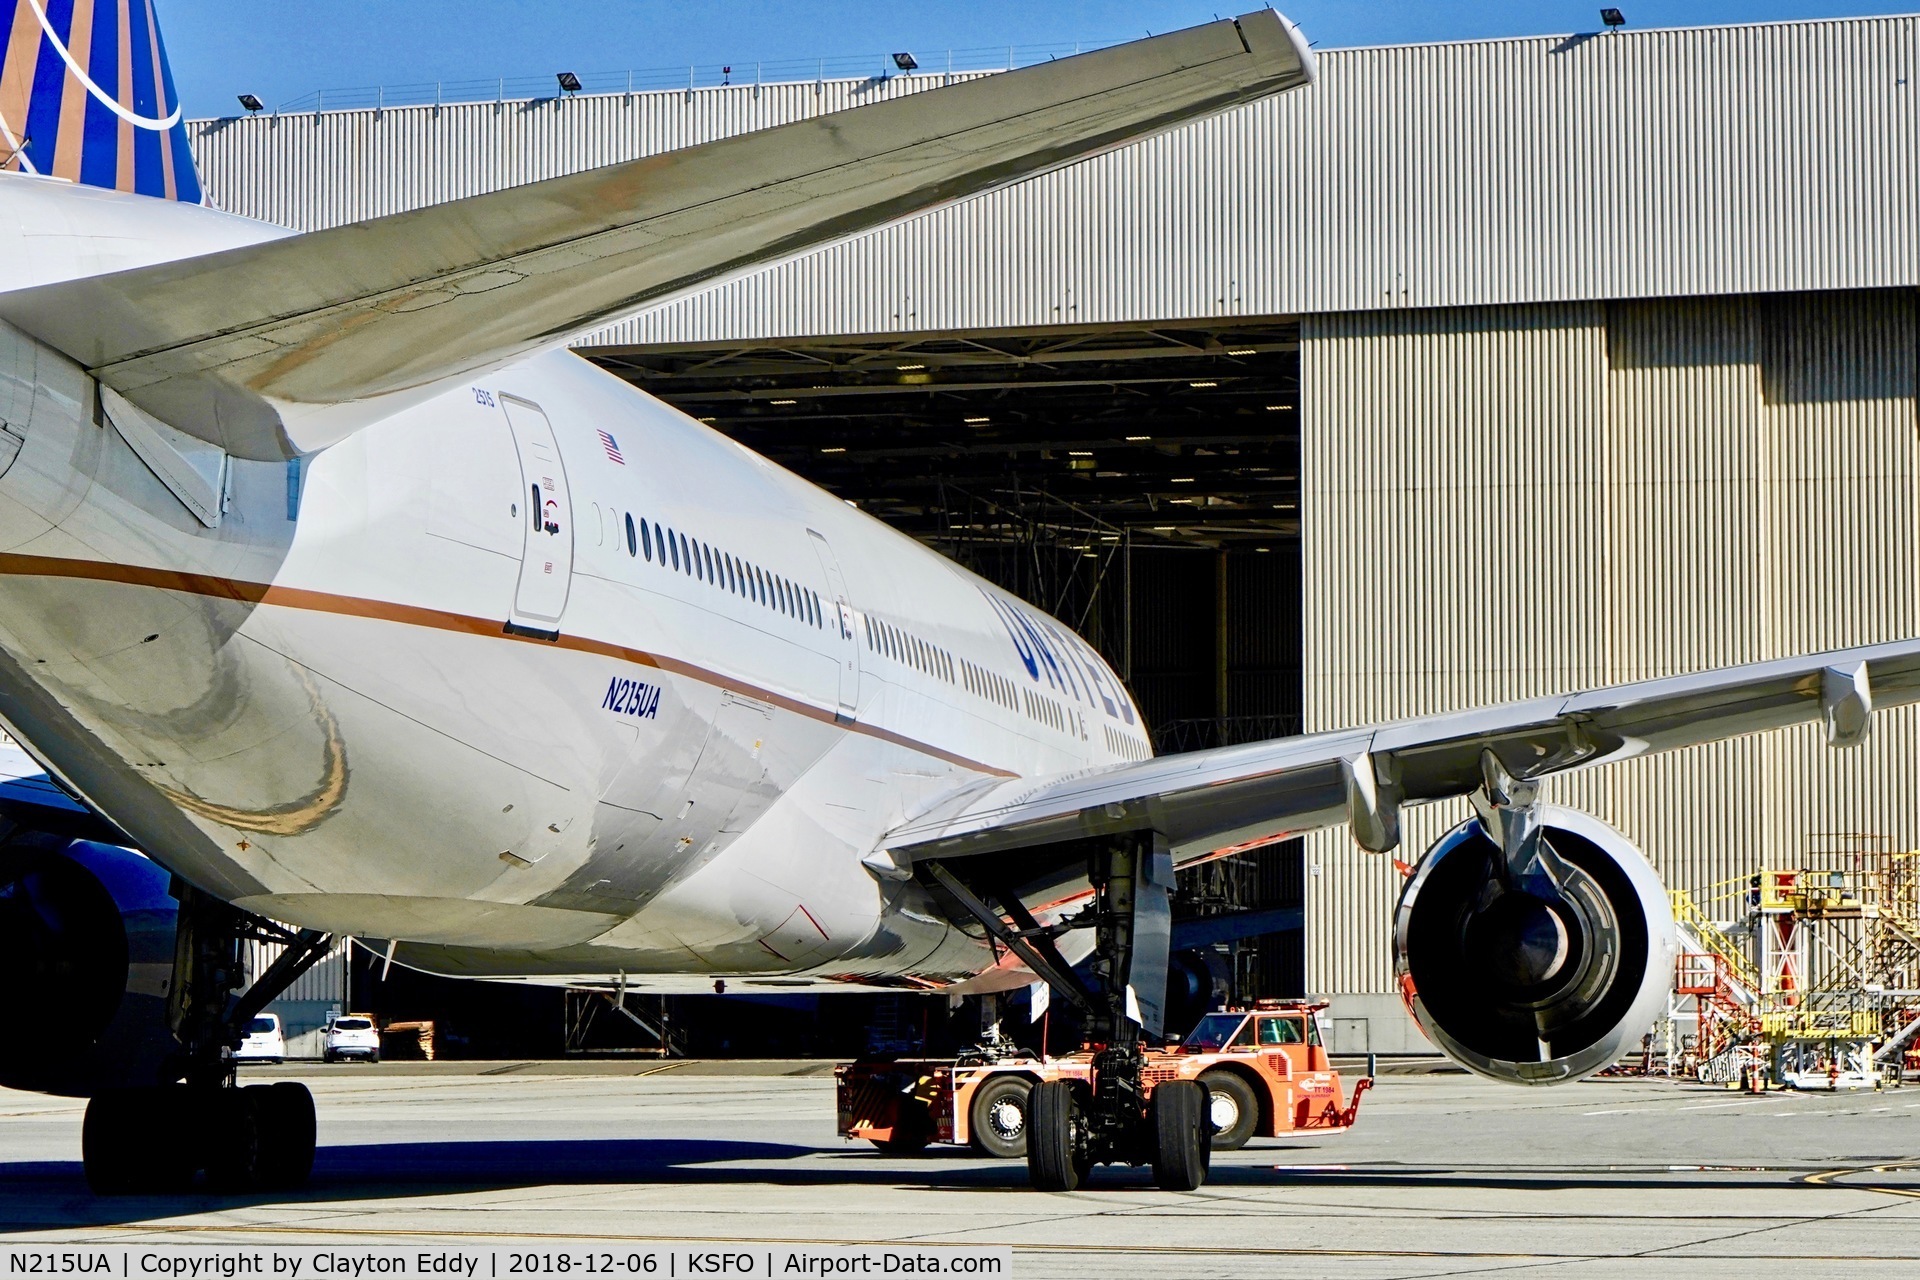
[590,318,1308,1006]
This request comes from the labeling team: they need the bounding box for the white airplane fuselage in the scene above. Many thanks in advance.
[0,173,1151,992]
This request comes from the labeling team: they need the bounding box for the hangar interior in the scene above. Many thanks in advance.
[599,323,1312,1011]
[201,12,1920,1059]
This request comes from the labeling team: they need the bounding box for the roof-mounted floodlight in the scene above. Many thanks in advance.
[556,71,582,94]
[891,52,918,71]
[1599,8,1626,27]
[237,94,264,113]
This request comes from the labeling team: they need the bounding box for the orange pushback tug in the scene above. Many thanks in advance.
[836,1000,1372,1158]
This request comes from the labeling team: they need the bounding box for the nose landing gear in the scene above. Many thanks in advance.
[82,884,331,1195]
[925,836,1212,1191]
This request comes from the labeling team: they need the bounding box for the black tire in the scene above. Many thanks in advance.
[870,1132,931,1154]
[1150,1080,1211,1191]
[83,1088,196,1195]
[968,1076,1032,1158]
[81,1090,141,1195]
[1026,1080,1090,1191]
[1198,1070,1258,1152]
[203,1088,264,1193]
[870,1096,932,1154]
[253,1082,318,1190]
[322,1051,335,1064]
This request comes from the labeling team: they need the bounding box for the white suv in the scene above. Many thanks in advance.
[235,1013,285,1063]
[323,1014,381,1063]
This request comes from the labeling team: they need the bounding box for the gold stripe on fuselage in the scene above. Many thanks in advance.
[0,551,1020,782]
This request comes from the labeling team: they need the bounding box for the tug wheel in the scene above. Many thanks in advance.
[969,1076,1032,1159]
[1198,1070,1258,1151]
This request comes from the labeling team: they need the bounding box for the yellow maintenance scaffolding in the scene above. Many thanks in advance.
[1658,837,1920,1089]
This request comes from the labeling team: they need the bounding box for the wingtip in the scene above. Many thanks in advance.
[1236,8,1318,87]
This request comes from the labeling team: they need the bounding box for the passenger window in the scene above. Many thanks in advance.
[641,519,652,562]
[702,544,714,584]
[679,534,691,575]
[624,514,636,557]
[668,530,680,571]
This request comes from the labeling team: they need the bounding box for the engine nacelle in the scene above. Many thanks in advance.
[0,841,180,1095]
[1393,806,1676,1085]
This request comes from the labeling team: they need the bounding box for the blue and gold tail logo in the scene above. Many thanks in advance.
[0,0,201,202]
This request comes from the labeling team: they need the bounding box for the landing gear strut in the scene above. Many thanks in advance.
[82,882,332,1195]
[925,835,1210,1191]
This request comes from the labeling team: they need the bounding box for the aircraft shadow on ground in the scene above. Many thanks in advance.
[0,1138,1844,1228]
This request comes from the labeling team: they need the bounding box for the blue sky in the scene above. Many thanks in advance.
[164,1,1916,117]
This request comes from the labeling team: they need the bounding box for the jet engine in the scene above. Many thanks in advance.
[1393,805,1676,1084]
[0,841,180,1095]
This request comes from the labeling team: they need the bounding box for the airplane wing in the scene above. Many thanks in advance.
[881,638,1920,866]
[0,11,1311,460]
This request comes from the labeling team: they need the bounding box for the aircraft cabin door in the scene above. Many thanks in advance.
[807,529,859,722]
[501,396,574,636]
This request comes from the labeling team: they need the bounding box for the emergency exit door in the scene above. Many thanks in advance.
[501,396,573,635]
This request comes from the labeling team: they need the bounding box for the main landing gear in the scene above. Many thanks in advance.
[83,884,333,1195]
[924,837,1211,1191]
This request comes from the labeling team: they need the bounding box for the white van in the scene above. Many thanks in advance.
[235,1013,286,1063]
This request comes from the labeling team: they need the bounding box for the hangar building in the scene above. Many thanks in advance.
[192,14,1920,1053]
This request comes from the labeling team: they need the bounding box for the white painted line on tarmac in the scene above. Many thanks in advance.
[1676,1098,1768,1110]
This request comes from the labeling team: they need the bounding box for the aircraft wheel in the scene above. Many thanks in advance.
[969,1076,1032,1158]
[83,1088,196,1194]
[1198,1070,1258,1151]
[1150,1080,1211,1191]
[202,1088,265,1192]
[1026,1080,1090,1191]
[253,1082,317,1190]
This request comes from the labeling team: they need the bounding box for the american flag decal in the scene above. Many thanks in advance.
[597,429,625,464]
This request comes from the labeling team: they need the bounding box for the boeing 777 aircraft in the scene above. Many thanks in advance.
[0,0,1915,1196]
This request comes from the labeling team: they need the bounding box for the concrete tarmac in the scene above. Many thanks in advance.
[3,1064,1920,1277]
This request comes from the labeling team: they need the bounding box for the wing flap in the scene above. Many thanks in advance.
[887,639,1920,864]
[0,11,1313,458]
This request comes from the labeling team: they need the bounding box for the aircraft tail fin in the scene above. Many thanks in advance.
[0,0,202,202]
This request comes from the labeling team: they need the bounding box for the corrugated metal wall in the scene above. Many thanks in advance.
[190,16,1920,341]
[1302,289,1920,995]
[189,74,982,232]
